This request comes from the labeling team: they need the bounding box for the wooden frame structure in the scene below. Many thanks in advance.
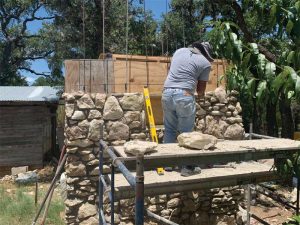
[65,54,227,94]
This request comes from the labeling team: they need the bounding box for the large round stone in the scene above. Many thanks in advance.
[177,132,217,150]
[103,96,123,120]
[88,119,104,141]
[124,111,141,123]
[77,94,95,109]
[214,87,227,103]
[66,126,87,140]
[78,203,97,219]
[65,162,86,177]
[71,111,86,120]
[107,121,129,141]
[224,124,245,140]
[95,93,106,109]
[65,104,74,118]
[119,94,144,111]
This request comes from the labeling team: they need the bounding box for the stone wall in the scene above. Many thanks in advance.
[63,89,245,225]
[63,92,146,224]
[108,187,244,225]
[195,87,245,140]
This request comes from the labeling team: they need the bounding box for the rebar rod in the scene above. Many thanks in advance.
[31,154,67,225]
[146,210,179,225]
[255,185,296,210]
[40,145,66,225]
[111,165,115,225]
[250,133,276,139]
[99,142,104,225]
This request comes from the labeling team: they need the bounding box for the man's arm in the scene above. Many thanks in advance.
[197,80,207,98]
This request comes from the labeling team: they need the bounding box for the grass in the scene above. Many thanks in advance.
[0,183,65,225]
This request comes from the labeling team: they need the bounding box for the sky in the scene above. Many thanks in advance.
[24,0,171,85]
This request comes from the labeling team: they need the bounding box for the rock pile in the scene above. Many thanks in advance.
[105,187,244,225]
[195,87,245,140]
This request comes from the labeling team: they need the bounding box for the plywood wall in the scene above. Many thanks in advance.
[65,60,114,93]
[111,54,226,94]
[65,55,227,94]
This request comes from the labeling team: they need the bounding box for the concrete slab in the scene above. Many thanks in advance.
[11,166,28,175]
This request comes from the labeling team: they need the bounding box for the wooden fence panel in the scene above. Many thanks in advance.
[65,55,227,94]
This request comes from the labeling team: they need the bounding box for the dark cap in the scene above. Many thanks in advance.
[192,41,214,62]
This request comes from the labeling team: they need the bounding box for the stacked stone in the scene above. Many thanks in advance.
[63,92,146,225]
[195,87,245,140]
[104,187,244,225]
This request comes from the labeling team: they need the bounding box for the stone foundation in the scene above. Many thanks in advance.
[107,187,244,225]
[63,88,245,225]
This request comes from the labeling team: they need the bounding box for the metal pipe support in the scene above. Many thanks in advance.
[100,140,136,187]
[135,153,144,225]
[146,210,179,225]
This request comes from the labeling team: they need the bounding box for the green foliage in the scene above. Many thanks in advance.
[0,185,64,225]
[207,0,300,137]
[32,76,63,86]
[286,215,300,224]
[276,151,300,178]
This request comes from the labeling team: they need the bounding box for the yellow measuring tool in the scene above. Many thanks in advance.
[143,87,164,175]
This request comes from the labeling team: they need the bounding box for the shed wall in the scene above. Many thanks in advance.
[0,105,52,167]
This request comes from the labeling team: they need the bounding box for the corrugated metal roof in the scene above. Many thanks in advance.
[0,86,61,102]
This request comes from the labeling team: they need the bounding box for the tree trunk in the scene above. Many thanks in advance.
[266,100,278,137]
[279,95,294,139]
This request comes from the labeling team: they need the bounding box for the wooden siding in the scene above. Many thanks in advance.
[0,106,52,167]
[65,54,227,94]
[64,60,114,93]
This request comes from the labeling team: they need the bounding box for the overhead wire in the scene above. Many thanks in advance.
[144,0,149,87]
[102,0,108,93]
[82,0,86,91]
[165,0,171,69]
[125,0,129,92]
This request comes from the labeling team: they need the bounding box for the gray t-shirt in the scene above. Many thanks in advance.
[164,48,211,93]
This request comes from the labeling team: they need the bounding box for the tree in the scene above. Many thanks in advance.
[0,0,56,85]
[32,76,53,86]
[43,0,159,72]
[207,0,300,138]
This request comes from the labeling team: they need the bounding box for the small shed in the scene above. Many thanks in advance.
[0,86,60,169]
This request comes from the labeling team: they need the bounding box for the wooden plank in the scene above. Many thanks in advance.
[91,60,104,93]
[64,60,80,93]
[0,145,43,167]
[65,55,227,94]
[107,60,114,93]
[150,96,163,125]
[111,162,276,199]
[0,106,50,167]
[79,60,91,92]
[64,59,114,93]
[112,54,227,94]
[115,139,300,158]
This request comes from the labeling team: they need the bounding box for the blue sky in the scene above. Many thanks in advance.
[24,1,171,84]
